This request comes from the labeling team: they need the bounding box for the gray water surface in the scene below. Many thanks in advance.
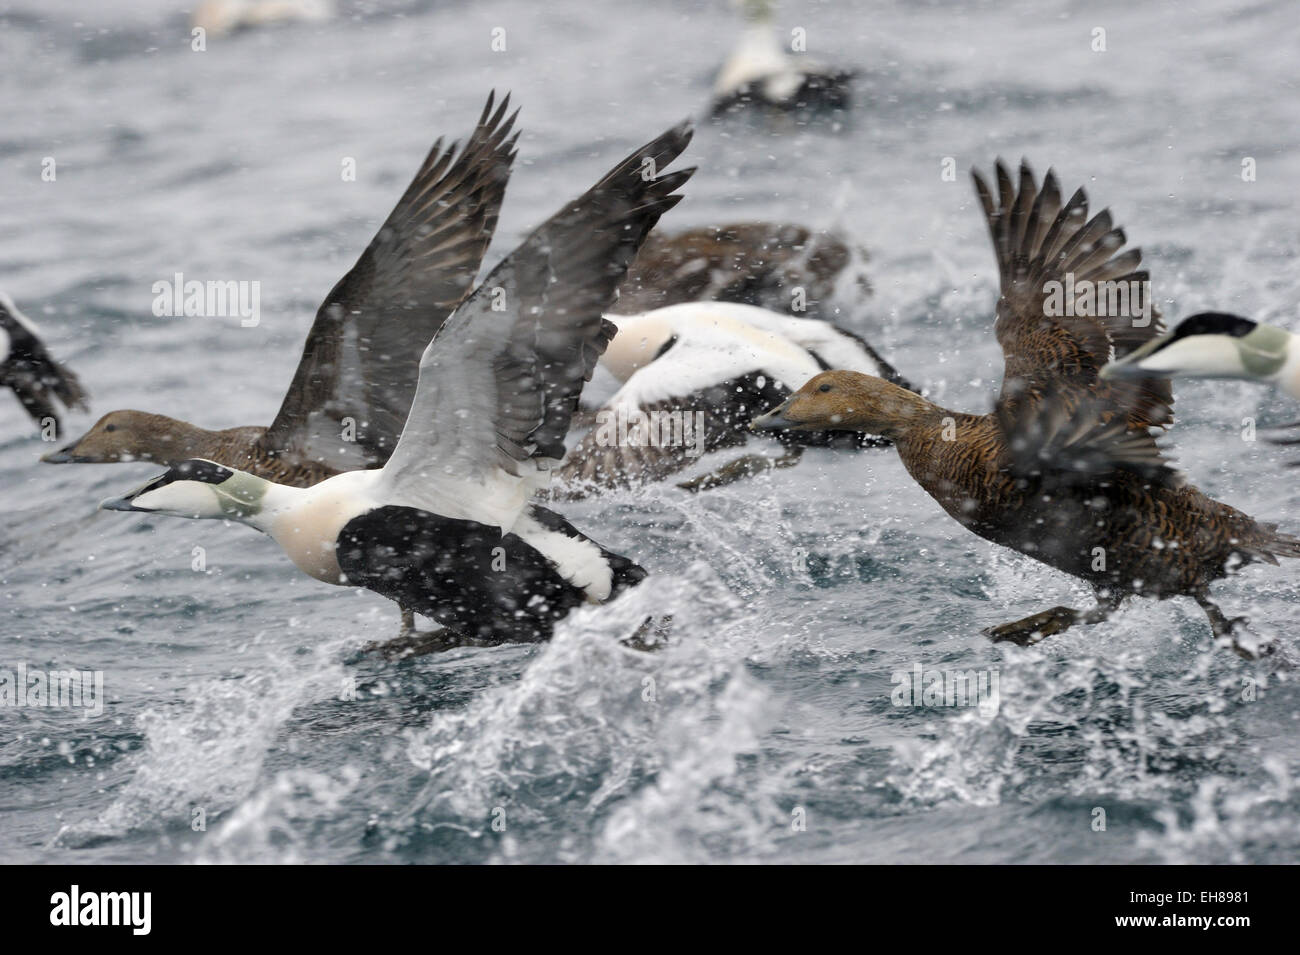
[2,0,1299,864]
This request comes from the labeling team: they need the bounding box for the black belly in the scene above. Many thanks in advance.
[336,505,646,644]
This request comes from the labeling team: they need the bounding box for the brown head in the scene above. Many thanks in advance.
[41,409,212,465]
[752,370,936,440]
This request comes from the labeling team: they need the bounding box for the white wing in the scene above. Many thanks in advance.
[557,308,822,489]
[376,123,695,529]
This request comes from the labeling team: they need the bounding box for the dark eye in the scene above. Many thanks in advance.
[818,384,832,393]
[104,424,117,432]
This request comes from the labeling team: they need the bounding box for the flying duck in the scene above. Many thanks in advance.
[44,92,517,487]
[712,0,855,115]
[1102,312,1300,464]
[754,161,1300,658]
[614,222,870,317]
[0,292,88,438]
[1102,313,1299,396]
[556,301,912,494]
[97,123,696,650]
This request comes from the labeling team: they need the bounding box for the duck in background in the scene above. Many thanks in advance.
[711,0,855,115]
[557,301,911,494]
[97,123,695,653]
[0,292,88,439]
[1102,312,1300,464]
[614,222,870,317]
[754,161,1300,659]
[191,0,334,38]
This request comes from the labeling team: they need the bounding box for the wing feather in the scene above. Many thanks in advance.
[258,92,519,469]
[972,159,1174,437]
[377,122,696,527]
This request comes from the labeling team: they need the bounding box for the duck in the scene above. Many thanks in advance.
[614,221,870,317]
[96,122,695,651]
[555,301,912,494]
[712,0,854,115]
[0,292,89,439]
[753,160,1300,658]
[1102,312,1300,464]
[1102,313,1299,397]
[192,0,334,38]
[43,92,518,488]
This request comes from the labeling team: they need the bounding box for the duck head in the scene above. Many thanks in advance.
[752,370,926,439]
[42,409,196,465]
[1100,312,1297,396]
[99,458,269,522]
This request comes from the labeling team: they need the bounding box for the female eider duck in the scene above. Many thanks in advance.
[556,301,912,494]
[614,222,870,317]
[712,0,855,115]
[755,161,1300,658]
[98,123,695,650]
[1102,313,1300,462]
[44,92,517,486]
[0,292,88,437]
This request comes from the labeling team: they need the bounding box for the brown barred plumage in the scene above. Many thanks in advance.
[755,161,1300,656]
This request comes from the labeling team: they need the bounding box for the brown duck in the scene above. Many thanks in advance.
[754,160,1300,657]
[613,222,869,318]
[43,92,519,488]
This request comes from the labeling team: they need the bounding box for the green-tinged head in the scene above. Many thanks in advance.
[99,459,269,521]
[1101,312,1290,384]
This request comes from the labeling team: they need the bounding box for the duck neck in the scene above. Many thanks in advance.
[138,414,227,465]
[241,479,310,534]
[844,383,952,442]
[1278,332,1300,399]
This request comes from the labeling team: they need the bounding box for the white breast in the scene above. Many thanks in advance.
[1279,335,1300,399]
[261,470,380,585]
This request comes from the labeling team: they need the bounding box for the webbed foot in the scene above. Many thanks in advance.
[621,614,673,652]
[677,450,801,493]
[361,627,485,660]
[982,606,1079,646]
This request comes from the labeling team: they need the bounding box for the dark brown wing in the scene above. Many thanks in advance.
[973,159,1173,434]
[612,222,865,315]
[0,293,89,437]
[997,390,1183,491]
[258,92,519,470]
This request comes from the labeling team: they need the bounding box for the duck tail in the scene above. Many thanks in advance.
[1252,522,1300,563]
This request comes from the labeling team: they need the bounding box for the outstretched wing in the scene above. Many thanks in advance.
[0,292,89,437]
[376,122,696,529]
[998,390,1184,491]
[973,159,1173,434]
[258,92,519,470]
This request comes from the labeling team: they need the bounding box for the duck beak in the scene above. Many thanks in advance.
[99,494,149,512]
[40,445,79,463]
[1099,337,1169,381]
[752,400,796,431]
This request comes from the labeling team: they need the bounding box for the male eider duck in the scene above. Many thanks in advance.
[1102,313,1300,462]
[45,92,518,487]
[712,0,855,115]
[192,0,334,38]
[755,161,1300,658]
[614,222,870,317]
[98,123,695,650]
[556,301,912,494]
[0,292,88,438]
[1102,313,1299,396]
